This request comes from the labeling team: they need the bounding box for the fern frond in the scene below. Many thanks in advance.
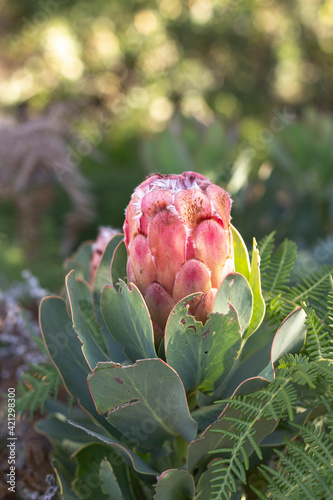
[258,231,276,275]
[254,422,333,499]
[265,265,333,329]
[17,363,61,419]
[287,265,333,320]
[31,334,49,354]
[278,353,320,388]
[209,353,333,499]
[303,308,332,361]
[209,373,298,498]
[326,275,333,336]
[261,239,297,295]
[209,420,262,499]
[255,373,298,421]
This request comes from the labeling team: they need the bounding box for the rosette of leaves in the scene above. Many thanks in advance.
[35,215,333,500]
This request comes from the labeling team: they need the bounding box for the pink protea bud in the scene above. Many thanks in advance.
[90,226,120,283]
[123,171,234,339]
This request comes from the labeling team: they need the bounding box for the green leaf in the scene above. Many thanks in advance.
[53,457,80,500]
[87,359,197,449]
[196,331,272,406]
[101,281,156,362]
[100,459,123,500]
[72,442,123,500]
[230,228,265,337]
[261,409,312,447]
[247,238,266,337]
[259,307,307,381]
[75,278,105,350]
[194,459,219,500]
[74,277,93,304]
[92,234,126,363]
[39,297,119,436]
[36,413,97,458]
[197,375,271,421]
[191,405,225,433]
[271,308,307,366]
[215,344,272,401]
[214,273,253,335]
[68,420,157,482]
[111,240,127,287]
[154,469,195,500]
[165,296,242,394]
[231,376,271,397]
[231,224,250,280]
[64,241,93,283]
[66,271,110,370]
[75,242,94,282]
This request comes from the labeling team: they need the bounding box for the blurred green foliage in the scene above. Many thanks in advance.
[2,0,333,127]
[0,0,333,290]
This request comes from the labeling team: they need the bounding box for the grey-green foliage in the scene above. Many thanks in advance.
[14,231,333,499]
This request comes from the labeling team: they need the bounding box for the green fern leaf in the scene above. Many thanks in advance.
[286,265,333,320]
[303,308,332,361]
[258,231,276,275]
[255,422,333,499]
[16,363,61,419]
[261,239,297,295]
[265,265,333,329]
[210,353,333,499]
[326,275,333,336]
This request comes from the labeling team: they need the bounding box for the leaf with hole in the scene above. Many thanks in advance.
[165,296,242,394]
[101,281,156,362]
[214,273,253,336]
[88,359,197,449]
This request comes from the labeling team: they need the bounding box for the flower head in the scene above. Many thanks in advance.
[123,171,234,341]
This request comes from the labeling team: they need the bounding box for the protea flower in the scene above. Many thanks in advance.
[123,171,234,340]
[90,226,120,283]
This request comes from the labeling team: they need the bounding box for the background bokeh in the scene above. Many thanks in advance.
[1,0,333,291]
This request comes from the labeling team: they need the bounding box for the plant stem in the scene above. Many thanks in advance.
[173,435,188,468]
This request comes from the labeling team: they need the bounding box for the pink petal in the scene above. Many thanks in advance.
[195,288,218,324]
[181,171,207,182]
[123,197,140,248]
[206,184,231,227]
[140,189,173,236]
[139,174,161,189]
[126,258,136,285]
[148,209,186,295]
[185,238,195,260]
[128,234,156,292]
[174,190,211,228]
[220,255,235,282]
[144,282,175,329]
[194,219,228,288]
[172,258,212,304]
